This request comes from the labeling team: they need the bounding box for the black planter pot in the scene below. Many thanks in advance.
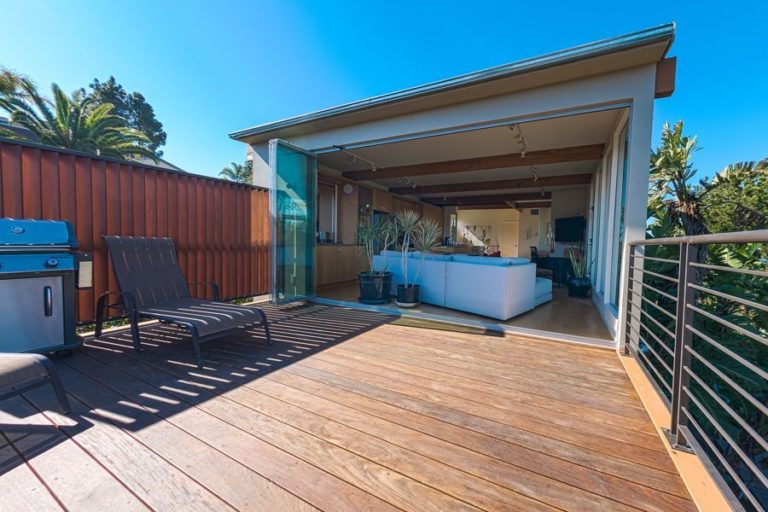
[358,271,392,304]
[395,284,420,307]
[566,277,592,297]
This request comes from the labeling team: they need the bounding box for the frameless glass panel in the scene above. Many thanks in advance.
[270,140,316,303]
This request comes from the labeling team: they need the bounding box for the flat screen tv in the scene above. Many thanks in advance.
[555,216,586,242]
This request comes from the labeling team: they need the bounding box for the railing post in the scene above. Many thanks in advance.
[670,242,696,448]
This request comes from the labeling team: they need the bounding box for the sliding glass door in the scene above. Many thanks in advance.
[269,139,317,304]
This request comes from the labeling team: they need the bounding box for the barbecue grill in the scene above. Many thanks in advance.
[0,218,90,353]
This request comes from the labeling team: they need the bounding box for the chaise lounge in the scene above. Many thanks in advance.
[96,236,271,368]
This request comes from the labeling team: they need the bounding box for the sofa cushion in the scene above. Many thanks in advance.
[535,277,553,298]
[450,254,530,266]
[380,249,400,258]
[410,252,451,261]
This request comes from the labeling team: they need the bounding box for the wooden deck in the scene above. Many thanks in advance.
[0,303,694,511]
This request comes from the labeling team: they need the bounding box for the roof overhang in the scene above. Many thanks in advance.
[231,23,675,145]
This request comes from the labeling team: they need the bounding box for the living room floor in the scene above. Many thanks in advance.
[317,282,613,341]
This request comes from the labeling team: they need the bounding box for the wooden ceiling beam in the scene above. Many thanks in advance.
[389,172,592,195]
[513,201,552,209]
[424,192,551,206]
[342,144,604,181]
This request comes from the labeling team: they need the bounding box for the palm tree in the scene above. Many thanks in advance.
[219,160,252,184]
[649,121,708,238]
[0,78,155,161]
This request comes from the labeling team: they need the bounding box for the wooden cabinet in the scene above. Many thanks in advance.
[422,203,444,232]
[315,245,367,287]
[372,189,393,213]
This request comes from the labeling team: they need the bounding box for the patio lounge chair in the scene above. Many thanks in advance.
[96,236,271,368]
[0,353,71,413]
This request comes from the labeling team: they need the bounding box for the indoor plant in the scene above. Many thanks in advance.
[566,248,593,297]
[394,211,441,307]
[394,210,421,306]
[357,217,396,304]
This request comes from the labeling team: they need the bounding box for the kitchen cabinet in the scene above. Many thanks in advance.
[372,189,393,213]
[316,245,367,287]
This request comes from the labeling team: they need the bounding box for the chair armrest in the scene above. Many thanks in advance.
[96,290,137,311]
[188,281,220,300]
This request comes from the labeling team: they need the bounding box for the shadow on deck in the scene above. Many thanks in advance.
[0,302,694,512]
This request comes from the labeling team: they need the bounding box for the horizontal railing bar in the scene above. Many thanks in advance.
[689,262,768,279]
[689,304,768,348]
[630,288,677,322]
[680,413,763,511]
[639,324,675,358]
[630,230,768,246]
[640,269,679,284]
[687,324,768,381]
[684,363,768,453]
[627,309,674,348]
[630,278,678,302]
[684,388,768,490]
[686,347,768,420]
[639,307,677,341]
[689,283,768,314]
[637,348,673,393]
[633,254,680,265]
[639,334,674,375]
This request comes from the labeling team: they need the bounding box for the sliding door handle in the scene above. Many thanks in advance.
[43,286,53,317]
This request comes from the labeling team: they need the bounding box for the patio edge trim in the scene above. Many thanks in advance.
[311,297,615,350]
[619,354,734,512]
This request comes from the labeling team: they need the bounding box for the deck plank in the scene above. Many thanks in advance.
[0,435,63,511]
[4,303,695,512]
[0,395,149,511]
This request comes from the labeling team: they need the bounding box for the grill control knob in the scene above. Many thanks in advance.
[45,258,59,268]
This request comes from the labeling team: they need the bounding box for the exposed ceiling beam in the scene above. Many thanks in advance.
[456,204,513,210]
[342,144,604,181]
[424,192,551,206]
[389,172,592,195]
[511,201,552,209]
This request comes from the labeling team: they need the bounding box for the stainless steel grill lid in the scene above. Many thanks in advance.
[0,219,79,250]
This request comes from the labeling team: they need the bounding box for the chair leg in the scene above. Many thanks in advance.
[36,356,71,414]
[129,310,143,352]
[49,375,71,414]
[95,294,108,337]
[257,309,272,346]
[191,332,204,369]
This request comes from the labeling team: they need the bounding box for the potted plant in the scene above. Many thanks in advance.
[409,217,442,304]
[566,248,593,297]
[394,210,421,306]
[394,211,442,307]
[357,217,396,304]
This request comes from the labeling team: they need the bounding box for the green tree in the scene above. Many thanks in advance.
[219,160,253,184]
[86,76,167,157]
[649,120,708,238]
[701,159,768,233]
[0,78,156,161]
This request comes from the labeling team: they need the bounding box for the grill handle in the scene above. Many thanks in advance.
[43,286,53,317]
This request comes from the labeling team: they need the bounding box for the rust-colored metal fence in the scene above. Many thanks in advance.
[0,138,270,323]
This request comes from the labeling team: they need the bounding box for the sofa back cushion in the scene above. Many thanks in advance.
[450,254,529,266]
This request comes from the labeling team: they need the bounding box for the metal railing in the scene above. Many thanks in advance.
[621,230,768,512]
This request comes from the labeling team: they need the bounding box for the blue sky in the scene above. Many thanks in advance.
[1,0,765,178]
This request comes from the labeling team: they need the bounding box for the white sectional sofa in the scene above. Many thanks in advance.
[373,250,552,320]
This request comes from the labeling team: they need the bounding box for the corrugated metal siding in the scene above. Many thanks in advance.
[0,139,270,323]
